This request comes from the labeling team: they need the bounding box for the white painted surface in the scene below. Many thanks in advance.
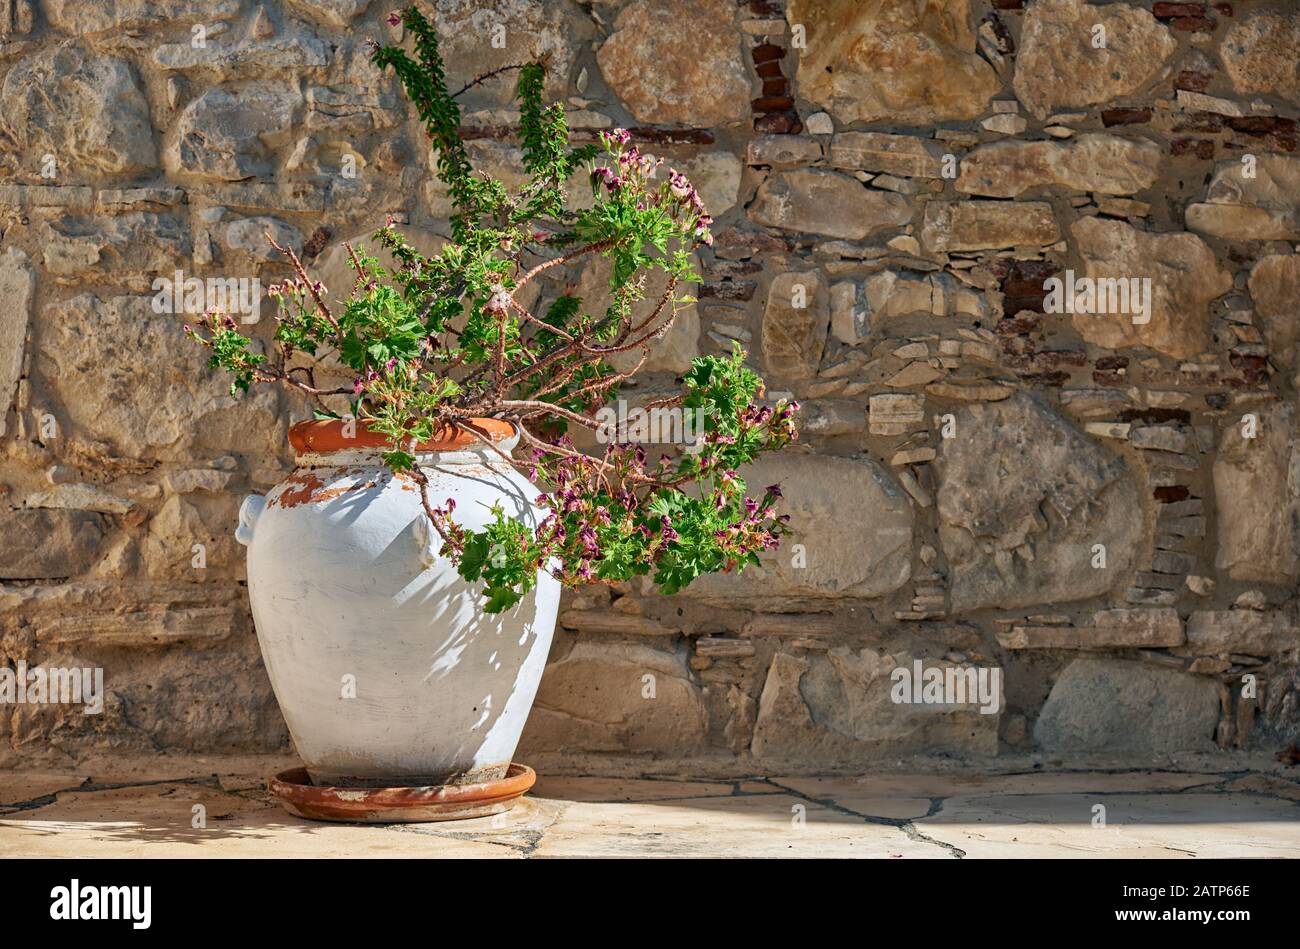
[237,432,559,785]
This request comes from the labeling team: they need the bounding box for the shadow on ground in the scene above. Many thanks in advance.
[1,758,1297,858]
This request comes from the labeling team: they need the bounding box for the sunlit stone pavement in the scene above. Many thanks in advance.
[2,755,1297,858]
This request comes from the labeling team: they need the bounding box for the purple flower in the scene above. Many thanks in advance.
[764,483,782,499]
[668,169,692,200]
[387,11,402,26]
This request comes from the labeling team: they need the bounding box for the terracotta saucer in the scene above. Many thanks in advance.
[269,763,536,823]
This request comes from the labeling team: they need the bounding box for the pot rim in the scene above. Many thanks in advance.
[288,418,517,455]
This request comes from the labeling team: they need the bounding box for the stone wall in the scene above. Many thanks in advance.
[1,0,1297,771]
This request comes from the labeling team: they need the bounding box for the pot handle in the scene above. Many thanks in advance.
[235,494,266,547]
[412,514,439,568]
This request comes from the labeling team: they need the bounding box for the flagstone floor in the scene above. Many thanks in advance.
[2,754,1298,858]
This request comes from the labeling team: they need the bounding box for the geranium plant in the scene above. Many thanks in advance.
[186,6,798,612]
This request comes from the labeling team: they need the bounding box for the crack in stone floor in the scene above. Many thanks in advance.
[1,758,1297,858]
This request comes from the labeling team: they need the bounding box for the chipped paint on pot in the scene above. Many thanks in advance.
[237,420,559,787]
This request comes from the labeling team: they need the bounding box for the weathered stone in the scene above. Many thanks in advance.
[152,28,331,74]
[787,0,998,126]
[1130,424,1194,454]
[1175,89,1248,118]
[956,134,1161,198]
[671,152,743,217]
[0,248,34,437]
[558,611,680,636]
[0,185,94,209]
[0,511,105,579]
[999,608,1183,649]
[1068,217,1231,359]
[829,281,864,345]
[747,135,822,167]
[695,637,755,659]
[224,217,304,261]
[1220,11,1300,103]
[926,382,1015,402]
[24,483,135,515]
[829,132,948,178]
[1014,0,1177,119]
[801,399,866,436]
[863,270,932,319]
[1,46,156,177]
[1248,255,1300,371]
[304,84,403,135]
[95,187,185,212]
[804,112,835,136]
[742,613,844,638]
[35,606,238,647]
[521,642,707,754]
[762,271,828,381]
[42,0,237,33]
[685,453,914,602]
[36,294,283,460]
[752,646,999,763]
[921,200,1059,252]
[750,170,911,240]
[868,393,924,435]
[984,111,1030,134]
[936,393,1145,612]
[1034,658,1219,753]
[597,0,749,126]
[40,214,190,280]
[142,495,243,580]
[577,253,701,375]
[1186,155,1300,241]
[164,84,301,182]
[284,0,371,28]
[1213,403,1299,586]
[885,362,943,388]
[1186,610,1298,656]
[432,0,590,106]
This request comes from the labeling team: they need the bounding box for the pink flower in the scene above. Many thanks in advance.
[668,170,692,200]
[485,287,512,315]
[387,11,402,26]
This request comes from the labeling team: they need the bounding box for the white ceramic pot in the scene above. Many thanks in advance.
[236,419,560,787]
